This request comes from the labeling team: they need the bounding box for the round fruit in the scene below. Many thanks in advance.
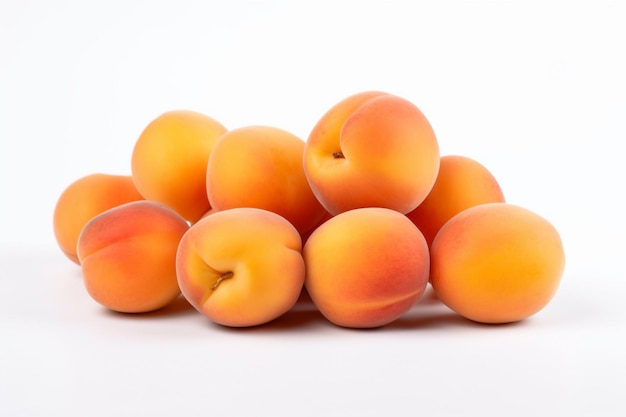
[430,203,565,324]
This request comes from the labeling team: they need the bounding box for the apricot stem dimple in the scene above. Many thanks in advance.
[332,151,345,159]
[211,271,234,291]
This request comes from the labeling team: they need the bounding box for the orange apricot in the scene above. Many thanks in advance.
[303,91,440,215]
[77,200,190,313]
[176,207,305,327]
[406,155,505,247]
[53,173,144,264]
[430,203,565,324]
[131,110,227,223]
[206,125,326,237]
[304,207,430,328]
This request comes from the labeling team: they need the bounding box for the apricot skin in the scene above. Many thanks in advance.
[430,203,565,324]
[406,155,505,247]
[131,110,227,223]
[53,173,144,265]
[303,207,430,328]
[303,91,440,215]
[206,125,326,238]
[176,207,305,327]
[77,200,190,313]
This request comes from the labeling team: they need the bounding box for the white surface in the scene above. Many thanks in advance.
[2,1,625,416]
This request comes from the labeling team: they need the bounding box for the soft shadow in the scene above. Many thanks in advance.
[208,297,331,333]
[102,295,197,320]
[385,303,532,331]
[180,285,532,333]
[386,309,485,330]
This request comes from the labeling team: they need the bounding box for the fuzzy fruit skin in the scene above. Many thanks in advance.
[176,207,305,327]
[303,91,440,215]
[53,173,144,264]
[303,207,430,328]
[131,110,227,223]
[77,200,190,313]
[206,125,326,238]
[406,154,505,247]
[430,203,565,324]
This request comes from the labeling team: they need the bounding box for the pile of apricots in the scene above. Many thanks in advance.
[53,91,565,328]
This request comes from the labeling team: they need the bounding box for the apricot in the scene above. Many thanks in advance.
[131,110,227,223]
[77,200,190,313]
[53,173,144,264]
[303,91,440,215]
[176,207,305,327]
[206,125,326,237]
[303,207,430,328]
[406,155,505,247]
[430,203,565,324]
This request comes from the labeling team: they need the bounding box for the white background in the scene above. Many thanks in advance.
[1,1,625,416]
